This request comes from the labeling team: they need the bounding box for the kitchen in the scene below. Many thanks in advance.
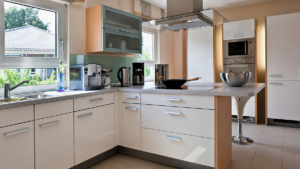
[0,0,300,169]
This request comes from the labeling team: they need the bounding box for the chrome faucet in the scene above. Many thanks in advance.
[4,80,29,98]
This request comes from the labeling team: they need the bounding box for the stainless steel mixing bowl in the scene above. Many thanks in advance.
[220,72,252,87]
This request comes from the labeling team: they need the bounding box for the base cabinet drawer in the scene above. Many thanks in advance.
[141,93,214,109]
[74,93,114,111]
[122,92,141,103]
[0,122,34,169]
[74,104,115,165]
[141,105,215,138]
[141,128,215,167]
[35,113,74,169]
[123,103,141,150]
[0,105,34,128]
[268,81,300,121]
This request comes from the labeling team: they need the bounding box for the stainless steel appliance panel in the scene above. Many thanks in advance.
[224,38,255,59]
[155,64,169,86]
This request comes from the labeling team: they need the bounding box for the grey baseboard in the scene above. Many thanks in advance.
[69,147,118,169]
[268,118,300,128]
[70,146,214,169]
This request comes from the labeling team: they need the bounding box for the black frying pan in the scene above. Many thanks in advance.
[158,76,200,88]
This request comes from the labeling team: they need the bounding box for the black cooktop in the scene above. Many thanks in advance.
[151,86,221,91]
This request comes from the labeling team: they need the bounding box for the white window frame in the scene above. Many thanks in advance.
[0,0,66,69]
[139,25,158,81]
[0,0,66,95]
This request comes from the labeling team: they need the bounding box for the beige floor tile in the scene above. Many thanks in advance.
[155,164,177,169]
[282,151,300,169]
[227,161,250,169]
[283,127,300,139]
[243,124,265,135]
[232,144,257,164]
[126,158,159,169]
[250,155,281,169]
[89,155,133,169]
[260,126,283,144]
[283,137,300,153]
[255,140,282,159]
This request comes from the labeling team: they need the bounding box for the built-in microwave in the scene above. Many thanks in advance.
[224,38,255,58]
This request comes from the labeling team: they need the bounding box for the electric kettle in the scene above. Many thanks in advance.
[117,67,131,87]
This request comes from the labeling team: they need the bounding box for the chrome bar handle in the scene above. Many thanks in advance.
[165,110,182,115]
[165,135,182,141]
[166,98,182,102]
[270,74,283,77]
[270,82,283,85]
[5,128,30,137]
[90,98,104,102]
[124,95,137,99]
[78,113,93,118]
[40,120,60,128]
[125,107,138,111]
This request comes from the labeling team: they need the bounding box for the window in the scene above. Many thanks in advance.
[138,26,157,81]
[0,0,66,93]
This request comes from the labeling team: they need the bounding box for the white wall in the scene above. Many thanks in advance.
[188,27,214,83]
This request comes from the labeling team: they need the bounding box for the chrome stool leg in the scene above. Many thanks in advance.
[232,96,253,145]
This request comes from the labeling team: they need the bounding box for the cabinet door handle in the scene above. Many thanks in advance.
[165,110,182,115]
[5,128,30,137]
[165,135,182,142]
[270,82,283,85]
[40,120,60,128]
[166,98,182,102]
[90,98,104,102]
[270,74,283,77]
[125,107,138,111]
[78,113,93,118]
[124,95,137,99]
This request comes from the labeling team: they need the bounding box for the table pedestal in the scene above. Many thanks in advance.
[232,96,253,145]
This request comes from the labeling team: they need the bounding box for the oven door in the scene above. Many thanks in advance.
[223,64,255,83]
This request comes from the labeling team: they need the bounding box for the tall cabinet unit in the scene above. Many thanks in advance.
[223,19,256,118]
[87,5,142,54]
[267,12,300,124]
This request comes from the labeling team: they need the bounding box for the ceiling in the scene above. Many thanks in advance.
[143,0,279,10]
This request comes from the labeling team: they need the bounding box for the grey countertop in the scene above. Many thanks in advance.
[0,82,265,110]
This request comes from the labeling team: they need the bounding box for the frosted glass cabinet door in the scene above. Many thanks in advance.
[0,122,34,169]
[103,5,141,34]
[35,113,74,169]
[267,12,300,81]
[103,29,142,54]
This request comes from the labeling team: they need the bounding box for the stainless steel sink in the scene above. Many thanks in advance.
[23,94,53,99]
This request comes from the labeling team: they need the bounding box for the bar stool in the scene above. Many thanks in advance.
[232,96,253,145]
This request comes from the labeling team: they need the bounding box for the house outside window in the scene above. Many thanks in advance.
[0,0,66,94]
[137,26,158,81]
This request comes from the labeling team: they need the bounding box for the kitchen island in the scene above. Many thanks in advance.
[0,82,264,169]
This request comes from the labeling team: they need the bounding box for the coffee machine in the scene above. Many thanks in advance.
[69,64,102,90]
[133,62,144,85]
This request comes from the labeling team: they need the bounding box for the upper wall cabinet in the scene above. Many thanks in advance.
[223,19,255,40]
[87,5,142,54]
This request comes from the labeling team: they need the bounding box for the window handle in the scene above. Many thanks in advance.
[60,40,64,51]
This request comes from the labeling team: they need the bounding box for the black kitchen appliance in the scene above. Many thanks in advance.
[132,62,144,85]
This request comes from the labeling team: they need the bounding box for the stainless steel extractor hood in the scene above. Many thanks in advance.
[144,0,219,31]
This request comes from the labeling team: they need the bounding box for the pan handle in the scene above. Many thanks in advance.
[187,77,201,81]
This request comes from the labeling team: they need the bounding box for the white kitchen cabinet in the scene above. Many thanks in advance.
[35,113,74,169]
[142,128,215,167]
[141,93,215,109]
[74,93,114,111]
[0,122,34,169]
[223,19,255,40]
[123,103,141,150]
[268,81,300,121]
[74,104,115,165]
[122,92,141,103]
[35,99,73,119]
[232,97,255,117]
[267,12,300,81]
[0,105,34,128]
[141,105,215,138]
